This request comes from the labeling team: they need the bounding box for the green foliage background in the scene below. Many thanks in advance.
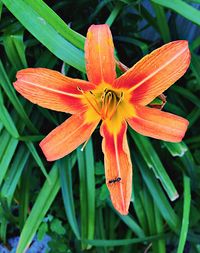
[0,0,200,252]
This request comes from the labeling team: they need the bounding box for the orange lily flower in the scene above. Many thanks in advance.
[14,24,190,215]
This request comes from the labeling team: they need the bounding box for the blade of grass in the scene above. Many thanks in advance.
[77,139,95,249]
[58,156,80,240]
[129,129,179,201]
[0,60,37,132]
[177,175,191,253]
[114,36,149,55]
[25,141,50,182]
[141,188,165,253]
[187,108,200,128]
[19,165,31,230]
[172,86,200,109]
[132,167,148,233]
[106,2,124,26]
[190,53,200,88]
[24,0,85,50]
[84,233,168,247]
[89,0,111,23]
[1,0,85,72]
[133,153,179,231]
[163,142,188,157]
[108,202,145,238]
[95,208,108,253]
[190,35,200,50]
[1,145,30,204]
[0,1,3,20]
[16,164,60,253]
[18,135,44,142]
[151,0,200,26]
[0,133,18,186]
[0,90,19,138]
[3,26,27,70]
[151,2,171,42]
[153,201,166,253]
[138,4,159,33]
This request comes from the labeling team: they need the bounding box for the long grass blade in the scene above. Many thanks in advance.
[16,164,60,253]
[177,175,191,253]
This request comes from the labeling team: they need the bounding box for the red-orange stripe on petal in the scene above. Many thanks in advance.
[127,105,189,142]
[14,68,96,114]
[100,121,132,215]
[40,112,100,161]
[114,41,190,105]
[85,24,116,85]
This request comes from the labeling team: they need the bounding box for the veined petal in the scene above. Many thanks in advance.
[100,121,132,215]
[40,112,100,161]
[85,24,116,85]
[114,41,190,105]
[14,68,96,114]
[127,105,189,142]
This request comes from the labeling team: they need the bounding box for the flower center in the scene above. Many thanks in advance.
[78,86,124,120]
[100,88,124,120]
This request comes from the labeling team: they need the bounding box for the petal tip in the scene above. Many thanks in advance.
[112,200,129,216]
[39,141,58,162]
[118,208,129,216]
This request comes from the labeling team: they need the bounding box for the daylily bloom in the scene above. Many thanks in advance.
[14,24,190,215]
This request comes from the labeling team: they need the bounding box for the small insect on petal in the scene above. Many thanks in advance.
[108,177,122,184]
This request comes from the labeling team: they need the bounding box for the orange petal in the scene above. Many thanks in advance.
[114,41,190,105]
[85,24,116,85]
[40,112,100,161]
[14,68,96,114]
[100,121,132,215]
[127,105,189,142]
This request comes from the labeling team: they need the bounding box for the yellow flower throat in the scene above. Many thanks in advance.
[78,85,124,120]
[78,84,135,134]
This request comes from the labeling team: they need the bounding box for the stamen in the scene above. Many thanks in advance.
[77,86,100,116]
[104,92,113,118]
[109,92,124,120]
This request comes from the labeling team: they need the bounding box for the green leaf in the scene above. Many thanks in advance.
[151,2,171,43]
[84,233,168,247]
[172,86,200,109]
[0,60,37,132]
[190,53,200,89]
[1,0,85,72]
[16,164,60,253]
[132,168,149,233]
[134,154,179,231]
[129,130,179,201]
[77,139,95,249]
[154,203,166,253]
[19,165,31,231]
[115,36,149,55]
[0,1,3,20]
[1,145,29,204]
[0,132,18,186]
[108,201,145,238]
[24,0,85,50]
[37,222,48,241]
[58,156,80,239]
[50,218,66,236]
[0,90,19,138]
[25,141,50,182]
[106,2,124,26]
[3,25,28,70]
[177,175,191,253]
[151,0,200,26]
[163,142,188,157]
